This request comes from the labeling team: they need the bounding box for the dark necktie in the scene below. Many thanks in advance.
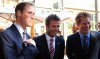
[23,32,26,40]
[83,36,88,50]
[23,32,27,47]
[49,39,55,59]
[83,36,89,57]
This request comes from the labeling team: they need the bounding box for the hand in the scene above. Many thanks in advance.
[23,39,36,47]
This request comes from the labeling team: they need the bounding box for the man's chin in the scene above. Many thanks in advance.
[52,34,57,37]
[27,24,32,27]
[84,31,89,34]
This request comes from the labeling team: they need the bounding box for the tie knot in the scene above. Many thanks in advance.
[23,32,27,36]
[23,32,26,34]
[50,39,53,42]
[83,36,87,41]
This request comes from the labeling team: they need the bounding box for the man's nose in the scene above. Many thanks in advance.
[31,15,34,20]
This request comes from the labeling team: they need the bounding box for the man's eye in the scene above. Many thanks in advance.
[28,12,32,14]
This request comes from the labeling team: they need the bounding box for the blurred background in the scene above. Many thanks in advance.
[0,0,100,58]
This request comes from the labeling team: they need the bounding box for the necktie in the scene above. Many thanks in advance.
[23,32,26,41]
[83,36,88,49]
[23,32,27,47]
[49,39,55,59]
[83,36,89,56]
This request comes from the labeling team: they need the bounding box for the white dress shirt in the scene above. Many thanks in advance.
[45,33,55,49]
[14,22,25,38]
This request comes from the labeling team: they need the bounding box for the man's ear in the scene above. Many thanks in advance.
[17,10,21,17]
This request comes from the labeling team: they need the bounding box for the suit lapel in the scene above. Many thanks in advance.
[54,36,60,58]
[10,24,23,49]
[89,31,97,53]
[41,34,50,58]
[76,32,83,50]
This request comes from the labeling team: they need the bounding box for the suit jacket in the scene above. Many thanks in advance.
[90,31,100,59]
[66,31,100,59]
[90,39,100,59]
[0,24,39,59]
[34,34,65,59]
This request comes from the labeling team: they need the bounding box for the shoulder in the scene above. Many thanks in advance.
[0,24,18,39]
[90,31,99,33]
[67,32,79,39]
[33,34,46,41]
[67,32,79,42]
[90,31,100,42]
[90,31,100,37]
[1,27,12,36]
[1,24,16,34]
[56,36,65,43]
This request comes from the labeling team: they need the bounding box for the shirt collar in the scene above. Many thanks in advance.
[45,33,55,42]
[79,31,90,39]
[14,22,25,38]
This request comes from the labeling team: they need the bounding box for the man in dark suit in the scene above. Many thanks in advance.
[90,38,100,59]
[34,14,65,59]
[0,2,38,59]
[66,12,100,59]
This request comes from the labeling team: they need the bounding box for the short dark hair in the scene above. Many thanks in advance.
[45,14,60,26]
[15,2,34,18]
[75,12,91,24]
